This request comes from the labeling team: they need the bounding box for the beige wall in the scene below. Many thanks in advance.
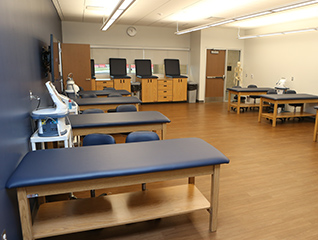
[243,19,318,112]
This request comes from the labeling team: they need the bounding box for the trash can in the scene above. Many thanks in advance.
[187,81,197,103]
[131,82,141,99]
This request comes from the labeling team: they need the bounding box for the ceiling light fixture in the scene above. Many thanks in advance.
[101,0,135,31]
[175,0,318,35]
[238,27,317,39]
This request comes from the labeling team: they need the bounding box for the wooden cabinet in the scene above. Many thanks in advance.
[136,78,157,103]
[113,78,131,92]
[96,80,114,90]
[157,79,172,102]
[138,77,187,103]
[172,78,187,101]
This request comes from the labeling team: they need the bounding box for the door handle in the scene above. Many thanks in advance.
[207,76,223,79]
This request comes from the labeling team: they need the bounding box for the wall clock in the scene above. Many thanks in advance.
[126,26,137,37]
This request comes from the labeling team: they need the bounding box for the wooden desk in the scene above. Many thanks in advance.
[258,94,318,127]
[75,97,141,112]
[227,88,272,114]
[69,111,170,140]
[6,138,229,239]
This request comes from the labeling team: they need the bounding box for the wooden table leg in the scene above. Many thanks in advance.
[237,93,241,114]
[313,110,318,142]
[210,165,220,232]
[161,124,167,140]
[258,98,264,123]
[228,92,232,112]
[272,103,278,127]
[17,188,34,240]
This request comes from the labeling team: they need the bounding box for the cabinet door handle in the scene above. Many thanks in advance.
[164,85,167,87]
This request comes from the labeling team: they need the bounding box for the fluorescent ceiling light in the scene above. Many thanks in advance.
[101,0,135,31]
[175,0,318,35]
[209,19,235,27]
[272,0,318,12]
[238,27,318,39]
[235,11,272,21]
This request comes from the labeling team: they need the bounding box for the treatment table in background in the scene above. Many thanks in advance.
[75,96,142,112]
[258,93,318,127]
[313,106,318,141]
[78,89,131,98]
[227,87,272,114]
[69,111,171,140]
[6,138,229,239]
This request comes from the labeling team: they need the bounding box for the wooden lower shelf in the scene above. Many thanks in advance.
[261,111,315,120]
[32,184,210,239]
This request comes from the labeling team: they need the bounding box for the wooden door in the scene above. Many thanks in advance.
[205,49,226,102]
[61,43,91,90]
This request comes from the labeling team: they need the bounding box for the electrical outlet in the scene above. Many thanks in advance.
[1,229,7,240]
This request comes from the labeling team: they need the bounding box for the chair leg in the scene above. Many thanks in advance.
[142,183,146,191]
[90,190,96,197]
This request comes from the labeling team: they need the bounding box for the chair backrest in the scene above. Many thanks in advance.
[135,59,152,77]
[247,84,257,88]
[82,108,104,114]
[267,89,277,94]
[164,59,180,76]
[81,93,97,98]
[109,58,127,76]
[125,131,160,143]
[116,104,137,112]
[83,134,116,146]
[285,90,296,94]
[108,93,122,97]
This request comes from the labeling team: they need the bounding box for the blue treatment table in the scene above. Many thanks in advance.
[74,96,142,112]
[227,87,273,114]
[69,111,170,140]
[258,94,318,127]
[6,138,229,239]
[78,89,131,98]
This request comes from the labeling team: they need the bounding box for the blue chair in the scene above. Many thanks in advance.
[115,104,137,112]
[125,131,160,143]
[108,93,122,97]
[125,131,160,191]
[82,134,116,197]
[80,93,97,98]
[82,108,104,114]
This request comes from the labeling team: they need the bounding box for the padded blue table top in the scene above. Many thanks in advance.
[69,111,170,128]
[78,90,131,97]
[75,96,141,106]
[227,87,273,92]
[6,138,229,189]
[259,93,318,100]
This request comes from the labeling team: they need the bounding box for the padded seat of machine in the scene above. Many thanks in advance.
[6,138,230,188]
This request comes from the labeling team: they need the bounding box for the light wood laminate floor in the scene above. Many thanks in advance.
[42,102,318,240]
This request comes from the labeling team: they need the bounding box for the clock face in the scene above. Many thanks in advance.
[127,27,137,37]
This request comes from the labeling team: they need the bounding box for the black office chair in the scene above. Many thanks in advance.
[286,89,303,121]
[286,90,303,112]
[247,84,260,110]
[231,86,246,112]
[266,89,286,123]
[125,131,160,191]
[82,134,116,197]
[115,104,137,112]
